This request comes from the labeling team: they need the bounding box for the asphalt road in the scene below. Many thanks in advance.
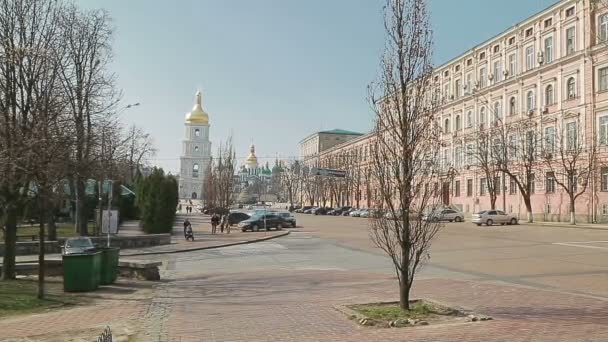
[147,214,608,299]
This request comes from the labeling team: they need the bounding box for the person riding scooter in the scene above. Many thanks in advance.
[185,223,194,241]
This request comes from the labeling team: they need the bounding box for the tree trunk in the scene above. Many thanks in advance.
[490,194,497,210]
[47,214,57,241]
[38,206,46,299]
[1,207,18,280]
[570,195,576,225]
[399,278,410,310]
[75,177,88,236]
[523,196,533,223]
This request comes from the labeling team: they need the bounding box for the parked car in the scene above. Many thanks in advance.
[303,206,317,214]
[277,212,297,227]
[343,208,356,216]
[423,209,465,222]
[349,209,363,217]
[312,207,333,215]
[360,209,382,218]
[63,237,96,255]
[239,214,288,231]
[357,209,370,218]
[330,206,351,216]
[471,210,518,226]
[226,211,251,226]
[295,206,312,213]
[384,210,403,220]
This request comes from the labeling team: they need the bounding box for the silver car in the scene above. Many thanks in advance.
[471,210,518,226]
[423,209,464,223]
[63,237,96,255]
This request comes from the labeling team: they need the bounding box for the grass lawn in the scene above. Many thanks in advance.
[349,301,456,321]
[0,279,84,318]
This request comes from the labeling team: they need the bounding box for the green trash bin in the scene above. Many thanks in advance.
[99,247,120,285]
[62,251,101,292]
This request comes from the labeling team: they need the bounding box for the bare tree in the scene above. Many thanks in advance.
[57,4,120,236]
[124,125,156,184]
[202,157,216,208]
[490,117,540,222]
[542,117,596,224]
[368,0,443,311]
[470,127,501,210]
[281,160,301,209]
[0,0,66,280]
[214,137,236,210]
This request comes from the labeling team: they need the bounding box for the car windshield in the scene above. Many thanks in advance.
[65,239,92,248]
[475,211,487,214]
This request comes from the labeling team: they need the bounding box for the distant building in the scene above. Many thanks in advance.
[296,0,608,223]
[299,129,363,161]
[179,91,212,200]
[236,144,282,203]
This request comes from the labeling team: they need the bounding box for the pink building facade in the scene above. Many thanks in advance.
[300,0,608,223]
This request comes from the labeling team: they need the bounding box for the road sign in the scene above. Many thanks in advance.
[101,210,119,234]
[310,167,347,178]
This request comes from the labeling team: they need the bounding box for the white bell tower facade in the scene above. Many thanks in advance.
[179,91,212,200]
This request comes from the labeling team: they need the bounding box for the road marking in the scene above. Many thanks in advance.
[552,241,608,250]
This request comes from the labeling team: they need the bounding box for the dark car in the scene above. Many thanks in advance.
[297,206,313,214]
[227,211,251,226]
[239,214,288,232]
[312,207,333,215]
[331,206,351,216]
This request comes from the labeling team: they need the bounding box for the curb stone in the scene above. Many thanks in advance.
[122,230,290,257]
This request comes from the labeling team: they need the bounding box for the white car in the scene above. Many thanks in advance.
[471,210,518,226]
[349,209,362,217]
[358,209,371,218]
[423,209,465,222]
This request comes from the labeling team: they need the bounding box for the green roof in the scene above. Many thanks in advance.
[319,129,363,136]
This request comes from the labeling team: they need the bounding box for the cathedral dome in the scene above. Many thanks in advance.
[245,144,258,169]
[185,91,209,125]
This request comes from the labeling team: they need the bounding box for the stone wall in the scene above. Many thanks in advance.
[0,234,171,256]
[0,241,61,256]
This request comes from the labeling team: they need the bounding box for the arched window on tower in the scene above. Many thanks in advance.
[193,163,199,178]
[194,129,201,137]
[509,97,516,116]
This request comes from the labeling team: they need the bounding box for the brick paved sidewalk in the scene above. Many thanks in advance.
[161,271,608,342]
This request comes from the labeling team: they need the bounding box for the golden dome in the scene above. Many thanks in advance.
[185,91,209,125]
[245,144,258,167]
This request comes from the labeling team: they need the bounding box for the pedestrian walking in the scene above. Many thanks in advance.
[223,214,230,234]
[183,218,191,238]
[211,213,219,234]
[220,214,228,234]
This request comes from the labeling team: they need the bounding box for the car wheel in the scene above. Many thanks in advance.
[277,223,283,230]
[476,223,481,226]
[486,219,493,226]
[292,223,296,228]
[241,229,246,232]
[455,216,462,223]
[449,220,453,222]
[253,225,259,232]
[510,218,517,225]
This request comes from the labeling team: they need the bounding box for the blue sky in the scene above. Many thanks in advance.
[77,0,558,173]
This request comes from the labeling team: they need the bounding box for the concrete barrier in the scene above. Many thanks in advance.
[4,258,163,281]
